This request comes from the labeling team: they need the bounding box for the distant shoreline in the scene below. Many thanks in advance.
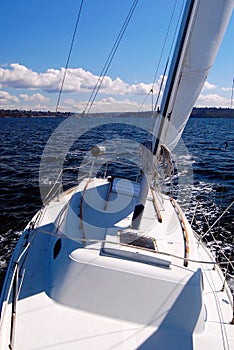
[0,107,234,119]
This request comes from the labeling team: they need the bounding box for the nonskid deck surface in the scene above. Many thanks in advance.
[0,178,233,349]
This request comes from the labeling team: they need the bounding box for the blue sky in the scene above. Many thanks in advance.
[0,0,234,112]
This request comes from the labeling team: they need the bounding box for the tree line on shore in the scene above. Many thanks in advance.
[0,107,233,118]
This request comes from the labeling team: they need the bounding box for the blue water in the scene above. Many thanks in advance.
[0,116,233,284]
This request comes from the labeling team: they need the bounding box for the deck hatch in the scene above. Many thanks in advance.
[101,233,170,268]
[119,232,156,251]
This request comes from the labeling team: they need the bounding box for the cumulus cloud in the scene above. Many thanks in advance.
[0,63,154,96]
[196,93,230,107]
[0,90,19,104]
[203,81,217,90]
[20,93,49,102]
[0,64,62,91]
[0,63,230,111]
[63,96,149,113]
[221,87,232,92]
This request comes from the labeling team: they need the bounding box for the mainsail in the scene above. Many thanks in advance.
[133,0,234,228]
[153,0,234,154]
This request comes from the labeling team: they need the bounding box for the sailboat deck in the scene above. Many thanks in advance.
[0,178,233,349]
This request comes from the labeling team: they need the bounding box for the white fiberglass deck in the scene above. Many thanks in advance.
[0,177,233,349]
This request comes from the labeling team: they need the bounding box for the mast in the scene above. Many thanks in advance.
[132,0,234,229]
[153,0,234,154]
[132,0,198,230]
[153,0,196,155]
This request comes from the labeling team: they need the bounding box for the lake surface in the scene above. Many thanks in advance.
[0,116,233,288]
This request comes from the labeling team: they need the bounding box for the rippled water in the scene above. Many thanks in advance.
[0,116,233,287]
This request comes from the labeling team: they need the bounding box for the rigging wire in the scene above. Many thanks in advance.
[138,88,153,113]
[231,76,234,108]
[200,200,234,240]
[83,0,139,114]
[27,225,234,268]
[138,0,185,113]
[216,134,231,238]
[55,0,85,113]
[150,0,180,111]
[153,0,186,113]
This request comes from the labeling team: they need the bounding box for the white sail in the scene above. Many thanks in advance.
[153,0,234,154]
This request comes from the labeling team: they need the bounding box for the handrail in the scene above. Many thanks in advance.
[7,242,30,350]
[170,197,189,267]
[9,263,18,350]
[79,177,92,244]
[151,188,162,223]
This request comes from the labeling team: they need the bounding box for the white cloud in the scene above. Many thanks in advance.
[0,90,19,104]
[20,93,49,103]
[196,93,230,107]
[0,63,154,96]
[221,87,232,92]
[203,81,217,90]
[63,96,150,113]
[0,64,62,91]
[0,63,231,111]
